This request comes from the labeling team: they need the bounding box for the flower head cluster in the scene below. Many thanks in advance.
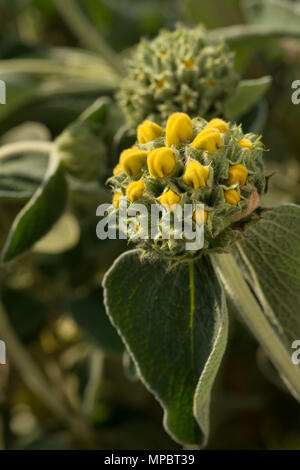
[108,113,267,260]
[117,25,239,129]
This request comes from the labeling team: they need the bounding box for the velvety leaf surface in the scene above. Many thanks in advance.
[235,204,300,346]
[1,152,67,263]
[225,76,271,119]
[103,249,228,445]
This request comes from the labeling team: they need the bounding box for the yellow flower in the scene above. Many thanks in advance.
[183,59,195,68]
[113,192,122,209]
[193,208,208,225]
[159,189,180,208]
[238,138,253,150]
[165,112,193,147]
[192,127,222,152]
[226,164,248,186]
[224,189,240,206]
[207,118,229,133]
[183,160,210,189]
[147,147,176,178]
[126,180,145,202]
[113,163,124,176]
[119,148,148,177]
[137,120,163,144]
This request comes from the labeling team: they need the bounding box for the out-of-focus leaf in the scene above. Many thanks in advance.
[70,288,124,356]
[240,100,268,134]
[242,0,300,30]
[103,250,228,446]
[225,76,271,119]
[1,152,68,263]
[208,24,300,71]
[33,213,80,255]
[0,122,51,201]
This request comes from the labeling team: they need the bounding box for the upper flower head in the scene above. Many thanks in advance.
[117,24,239,128]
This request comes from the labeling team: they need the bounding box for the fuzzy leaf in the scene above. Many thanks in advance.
[1,152,67,263]
[103,249,228,446]
[225,76,271,119]
[242,0,300,30]
[235,204,300,346]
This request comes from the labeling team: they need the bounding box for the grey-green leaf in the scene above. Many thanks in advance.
[235,204,300,346]
[225,76,271,119]
[103,249,228,446]
[1,152,67,263]
[242,0,300,30]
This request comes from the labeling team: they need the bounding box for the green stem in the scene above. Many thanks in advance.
[0,298,94,443]
[0,141,54,160]
[82,349,105,417]
[209,24,300,44]
[54,0,125,77]
[211,252,300,402]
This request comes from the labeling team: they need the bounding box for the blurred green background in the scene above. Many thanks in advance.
[0,0,300,450]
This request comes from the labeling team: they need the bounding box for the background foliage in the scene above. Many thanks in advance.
[0,0,300,450]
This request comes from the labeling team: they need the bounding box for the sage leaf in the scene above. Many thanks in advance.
[242,0,300,30]
[103,249,228,446]
[1,152,67,263]
[225,76,271,119]
[235,204,300,347]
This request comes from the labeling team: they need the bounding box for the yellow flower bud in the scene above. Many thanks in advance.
[183,160,210,189]
[159,189,180,208]
[165,112,193,147]
[224,189,240,206]
[192,127,222,152]
[126,180,145,202]
[113,192,122,209]
[193,208,208,225]
[207,118,229,133]
[137,120,163,144]
[147,147,176,178]
[238,138,253,150]
[119,148,148,177]
[226,164,248,186]
[113,163,124,176]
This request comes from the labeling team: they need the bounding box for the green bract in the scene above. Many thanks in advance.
[117,25,239,129]
[108,114,267,261]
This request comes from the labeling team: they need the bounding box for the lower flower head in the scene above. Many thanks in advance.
[108,113,267,261]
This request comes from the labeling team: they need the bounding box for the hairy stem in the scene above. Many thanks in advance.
[211,252,300,401]
[54,0,125,77]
